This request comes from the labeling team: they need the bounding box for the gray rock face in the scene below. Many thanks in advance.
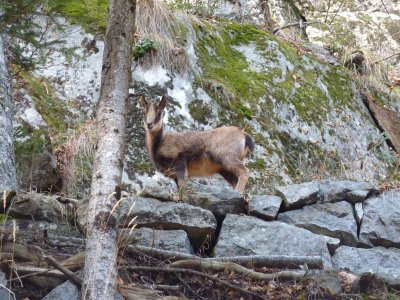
[42,275,124,300]
[323,236,341,255]
[318,180,377,204]
[120,196,217,250]
[120,227,194,254]
[359,190,400,248]
[248,195,282,220]
[42,279,80,300]
[0,272,11,299]
[354,202,363,226]
[275,182,319,209]
[182,182,245,219]
[214,214,332,268]
[275,180,377,210]
[0,35,17,193]
[8,193,66,223]
[278,201,358,246]
[332,246,400,288]
[137,179,175,202]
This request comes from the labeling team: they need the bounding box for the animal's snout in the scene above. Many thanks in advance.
[147,122,155,129]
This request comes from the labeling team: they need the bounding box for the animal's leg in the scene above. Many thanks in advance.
[220,157,249,193]
[218,170,238,189]
[235,165,249,193]
[174,160,188,201]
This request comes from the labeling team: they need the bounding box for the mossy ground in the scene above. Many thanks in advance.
[51,0,108,33]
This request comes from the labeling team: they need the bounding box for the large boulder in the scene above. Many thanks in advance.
[278,201,358,246]
[182,182,245,220]
[119,196,217,250]
[119,227,194,254]
[8,193,70,223]
[359,190,400,248]
[332,246,400,288]
[214,214,332,268]
[318,180,378,204]
[275,181,319,209]
[248,195,282,221]
[275,180,378,210]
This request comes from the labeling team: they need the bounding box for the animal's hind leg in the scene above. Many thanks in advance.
[218,170,238,189]
[220,157,249,193]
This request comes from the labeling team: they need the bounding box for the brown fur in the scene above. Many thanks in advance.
[140,95,254,193]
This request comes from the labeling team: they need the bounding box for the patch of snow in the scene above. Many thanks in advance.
[167,75,195,121]
[132,65,171,87]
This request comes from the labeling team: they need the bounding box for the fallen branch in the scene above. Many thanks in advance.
[127,266,266,300]
[170,259,307,281]
[126,245,323,269]
[272,21,319,34]
[44,254,82,287]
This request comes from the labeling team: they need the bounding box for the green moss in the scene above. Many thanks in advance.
[195,20,357,131]
[51,0,108,33]
[14,125,51,156]
[188,99,212,123]
[0,214,11,223]
[19,72,70,138]
[248,158,266,171]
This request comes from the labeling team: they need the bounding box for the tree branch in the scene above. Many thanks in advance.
[44,254,82,287]
[127,266,267,300]
[126,245,323,269]
[170,259,308,281]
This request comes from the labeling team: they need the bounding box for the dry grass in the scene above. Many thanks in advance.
[55,121,97,197]
[135,0,192,74]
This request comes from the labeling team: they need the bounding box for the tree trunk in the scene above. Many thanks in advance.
[82,0,136,299]
[0,34,17,194]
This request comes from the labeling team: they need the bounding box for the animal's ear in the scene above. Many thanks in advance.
[140,95,147,110]
[159,96,167,111]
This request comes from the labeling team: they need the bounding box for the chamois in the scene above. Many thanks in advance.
[140,95,254,193]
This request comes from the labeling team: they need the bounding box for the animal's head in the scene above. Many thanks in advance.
[140,95,167,132]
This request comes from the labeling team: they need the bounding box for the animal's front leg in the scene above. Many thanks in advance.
[173,161,188,201]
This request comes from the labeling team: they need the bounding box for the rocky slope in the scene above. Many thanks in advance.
[11,4,400,198]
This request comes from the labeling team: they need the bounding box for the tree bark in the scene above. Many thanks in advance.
[0,34,17,194]
[82,0,136,299]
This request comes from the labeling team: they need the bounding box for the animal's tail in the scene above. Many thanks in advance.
[245,135,255,153]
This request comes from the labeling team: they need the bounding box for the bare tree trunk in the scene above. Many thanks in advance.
[82,0,136,299]
[0,34,17,194]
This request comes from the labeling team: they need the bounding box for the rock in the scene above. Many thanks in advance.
[359,190,400,248]
[318,180,377,204]
[275,181,319,209]
[214,214,332,268]
[347,190,370,203]
[306,269,342,296]
[248,195,282,221]
[332,246,400,288]
[1,219,85,255]
[119,227,194,254]
[0,272,11,299]
[137,178,175,202]
[278,201,358,246]
[323,236,341,255]
[354,202,363,226]
[42,279,80,300]
[42,275,124,300]
[182,182,245,220]
[15,132,62,192]
[8,193,67,223]
[119,196,217,250]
